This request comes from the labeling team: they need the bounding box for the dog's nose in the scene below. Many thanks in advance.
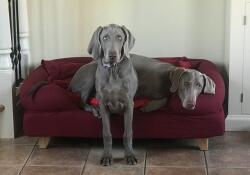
[186,103,195,110]
[109,55,117,61]
[109,51,117,61]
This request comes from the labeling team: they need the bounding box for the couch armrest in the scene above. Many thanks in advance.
[20,66,49,109]
[167,59,225,115]
[195,59,225,107]
[20,65,81,111]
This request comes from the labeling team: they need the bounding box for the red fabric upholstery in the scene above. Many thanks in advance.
[20,56,225,139]
[23,109,224,139]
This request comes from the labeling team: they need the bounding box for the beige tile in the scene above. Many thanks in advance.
[209,168,250,175]
[147,147,205,167]
[87,146,146,167]
[0,145,33,165]
[83,166,144,175]
[0,166,21,175]
[0,138,13,145]
[0,136,37,146]
[27,146,89,166]
[146,167,206,175]
[206,149,250,168]
[21,166,82,175]
[12,136,38,145]
[209,132,250,151]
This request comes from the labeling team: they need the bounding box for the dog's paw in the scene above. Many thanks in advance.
[90,106,101,118]
[100,155,113,166]
[92,109,101,118]
[125,154,138,165]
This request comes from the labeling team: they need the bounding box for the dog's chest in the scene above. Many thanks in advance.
[99,75,129,113]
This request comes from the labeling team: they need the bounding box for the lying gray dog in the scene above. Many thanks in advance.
[70,54,216,113]
[169,67,216,110]
[130,54,215,111]
[86,24,138,166]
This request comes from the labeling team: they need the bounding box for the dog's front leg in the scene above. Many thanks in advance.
[123,101,137,165]
[100,103,113,166]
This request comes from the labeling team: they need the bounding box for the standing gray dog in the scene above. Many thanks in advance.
[88,24,138,166]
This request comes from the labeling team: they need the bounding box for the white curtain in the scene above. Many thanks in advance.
[27,0,226,66]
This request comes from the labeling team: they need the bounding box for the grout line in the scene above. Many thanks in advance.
[204,151,209,175]
[21,164,83,168]
[144,165,207,168]
[18,143,36,175]
[80,145,91,175]
[143,150,147,175]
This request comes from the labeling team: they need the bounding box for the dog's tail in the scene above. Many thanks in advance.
[28,80,49,97]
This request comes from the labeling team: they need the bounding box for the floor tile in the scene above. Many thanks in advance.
[145,167,206,175]
[0,139,12,145]
[27,146,89,166]
[0,145,34,165]
[209,132,250,151]
[0,166,21,175]
[208,168,250,175]
[87,146,146,167]
[0,136,37,146]
[134,138,198,149]
[83,166,144,175]
[20,166,82,175]
[12,136,38,145]
[147,147,205,167]
[206,149,250,168]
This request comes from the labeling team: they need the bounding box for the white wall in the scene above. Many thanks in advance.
[0,0,15,138]
[27,0,226,66]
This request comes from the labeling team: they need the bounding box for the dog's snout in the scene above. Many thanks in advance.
[109,51,117,60]
[184,98,196,110]
[186,103,195,110]
[109,55,117,61]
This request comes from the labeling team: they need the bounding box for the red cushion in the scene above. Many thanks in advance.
[41,57,92,80]
[25,84,80,111]
[21,57,224,114]
[20,57,92,110]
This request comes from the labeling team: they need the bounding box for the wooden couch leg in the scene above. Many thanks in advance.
[38,137,51,148]
[197,138,208,151]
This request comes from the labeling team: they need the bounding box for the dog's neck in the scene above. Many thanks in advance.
[108,66,119,81]
[97,56,130,80]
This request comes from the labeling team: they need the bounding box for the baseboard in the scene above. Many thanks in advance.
[226,115,250,131]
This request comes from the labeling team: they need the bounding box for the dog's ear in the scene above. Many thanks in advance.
[88,26,103,59]
[202,74,216,94]
[169,68,187,93]
[121,25,135,58]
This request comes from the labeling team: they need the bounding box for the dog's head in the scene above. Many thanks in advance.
[88,24,135,68]
[169,68,216,110]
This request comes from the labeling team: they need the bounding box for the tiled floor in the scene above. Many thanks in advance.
[0,132,250,175]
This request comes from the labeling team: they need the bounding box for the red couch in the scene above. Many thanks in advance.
[20,57,225,149]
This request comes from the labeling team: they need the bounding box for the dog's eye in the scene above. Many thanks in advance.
[117,35,122,41]
[103,35,109,41]
[196,83,202,88]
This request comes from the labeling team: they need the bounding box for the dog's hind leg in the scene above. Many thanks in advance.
[100,103,113,166]
[140,98,167,112]
[123,101,137,165]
